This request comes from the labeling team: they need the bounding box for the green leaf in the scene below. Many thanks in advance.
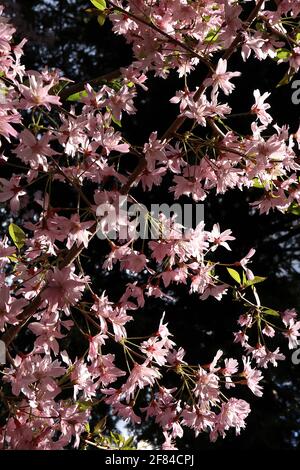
[110,432,120,445]
[77,400,93,411]
[123,436,135,448]
[94,417,106,434]
[275,48,291,61]
[263,308,280,317]
[8,223,26,250]
[66,90,88,102]
[8,254,18,263]
[97,12,106,26]
[296,32,300,43]
[252,178,264,189]
[288,202,300,216]
[109,78,123,92]
[227,268,241,285]
[111,114,122,127]
[121,436,136,449]
[204,29,219,43]
[291,207,300,216]
[276,69,295,88]
[90,0,106,11]
[243,276,266,287]
[255,22,265,32]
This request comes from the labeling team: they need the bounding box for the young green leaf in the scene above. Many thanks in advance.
[66,90,88,102]
[276,69,295,88]
[76,400,93,411]
[243,276,266,287]
[275,48,291,61]
[252,177,264,189]
[111,114,122,127]
[263,308,280,317]
[8,223,26,250]
[8,254,18,263]
[288,202,300,216]
[227,268,241,285]
[204,29,219,43]
[90,0,106,11]
[94,417,106,434]
[121,436,135,449]
[97,12,106,26]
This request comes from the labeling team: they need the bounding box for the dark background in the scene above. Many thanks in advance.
[1,0,300,449]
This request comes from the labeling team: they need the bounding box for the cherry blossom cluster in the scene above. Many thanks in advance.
[0,0,300,450]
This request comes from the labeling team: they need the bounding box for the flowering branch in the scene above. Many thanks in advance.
[1,0,300,450]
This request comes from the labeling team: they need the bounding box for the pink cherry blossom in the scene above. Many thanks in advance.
[208,223,235,251]
[211,398,251,441]
[13,129,57,170]
[66,214,94,249]
[41,266,87,313]
[193,367,220,401]
[19,73,61,110]
[239,248,256,280]
[0,175,26,213]
[242,356,263,396]
[251,89,272,126]
[181,405,215,436]
[204,59,241,95]
[122,361,161,399]
[283,318,300,349]
[0,237,15,266]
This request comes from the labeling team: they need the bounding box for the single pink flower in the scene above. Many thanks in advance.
[19,73,61,111]
[251,89,272,126]
[204,59,241,95]
[0,175,26,213]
